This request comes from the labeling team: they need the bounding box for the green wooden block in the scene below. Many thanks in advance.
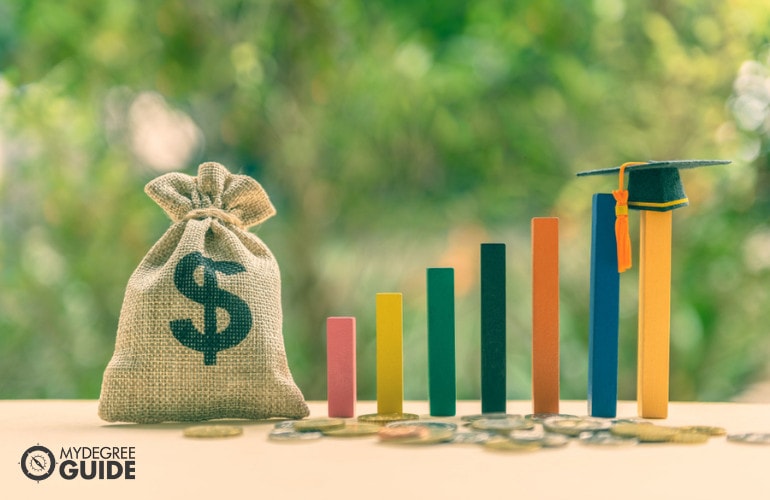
[427,268,456,417]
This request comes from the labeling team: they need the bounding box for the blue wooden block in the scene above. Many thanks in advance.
[587,194,620,418]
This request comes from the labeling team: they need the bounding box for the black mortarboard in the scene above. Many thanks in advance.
[577,160,730,212]
[577,160,731,271]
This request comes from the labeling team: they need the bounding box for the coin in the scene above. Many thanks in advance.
[451,431,493,444]
[378,426,429,441]
[610,423,678,442]
[183,425,243,438]
[404,428,454,445]
[609,423,648,438]
[539,433,570,448]
[543,416,611,436]
[378,426,454,445]
[508,428,545,443]
[461,413,519,422]
[677,425,727,437]
[612,418,652,425]
[669,431,709,444]
[322,422,381,437]
[525,413,578,423]
[386,420,458,432]
[273,420,297,430]
[631,425,680,443]
[483,436,541,452]
[727,433,770,445]
[293,418,345,432]
[471,417,535,433]
[358,413,420,425]
[268,429,323,441]
[579,431,638,447]
[507,427,570,448]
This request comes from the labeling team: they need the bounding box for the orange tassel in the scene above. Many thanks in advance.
[612,162,644,273]
[612,188,632,273]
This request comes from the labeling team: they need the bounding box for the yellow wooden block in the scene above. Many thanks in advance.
[637,211,672,419]
[376,293,403,414]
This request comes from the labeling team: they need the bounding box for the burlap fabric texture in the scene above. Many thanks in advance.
[99,162,309,423]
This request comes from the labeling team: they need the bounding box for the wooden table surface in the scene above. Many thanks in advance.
[2,400,769,499]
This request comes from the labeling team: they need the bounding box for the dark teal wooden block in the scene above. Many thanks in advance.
[481,243,506,414]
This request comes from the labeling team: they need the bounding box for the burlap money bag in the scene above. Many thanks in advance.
[98,162,309,423]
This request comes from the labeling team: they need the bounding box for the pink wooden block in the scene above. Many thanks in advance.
[327,317,356,418]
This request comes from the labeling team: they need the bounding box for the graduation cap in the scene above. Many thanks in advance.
[577,160,731,272]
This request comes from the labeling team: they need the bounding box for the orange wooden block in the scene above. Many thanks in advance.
[532,217,560,414]
[637,210,672,419]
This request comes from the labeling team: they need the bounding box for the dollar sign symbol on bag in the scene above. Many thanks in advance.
[170,251,253,365]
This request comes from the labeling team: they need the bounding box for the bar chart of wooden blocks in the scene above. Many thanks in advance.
[324,160,731,420]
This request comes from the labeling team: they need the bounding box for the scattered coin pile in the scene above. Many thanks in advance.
[180,414,770,449]
[258,412,770,451]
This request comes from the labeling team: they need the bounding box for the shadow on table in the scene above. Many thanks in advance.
[101,418,293,431]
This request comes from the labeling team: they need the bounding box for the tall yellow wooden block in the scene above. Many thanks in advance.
[376,293,403,414]
[576,159,731,419]
[637,211,672,419]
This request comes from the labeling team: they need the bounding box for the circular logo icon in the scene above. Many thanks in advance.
[20,445,56,482]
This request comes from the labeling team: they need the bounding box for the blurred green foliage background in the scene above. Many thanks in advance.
[1,0,769,404]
